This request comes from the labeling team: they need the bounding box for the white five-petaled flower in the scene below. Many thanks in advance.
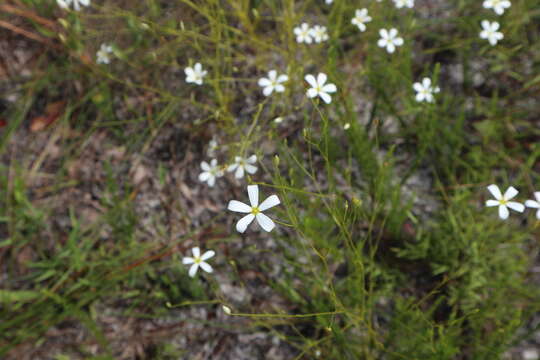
[310,25,329,43]
[483,0,511,15]
[377,28,404,53]
[96,44,113,65]
[525,192,540,219]
[393,0,414,8]
[413,78,440,103]
[258,70,288,96]
[294,23,313,44]
[351,9,372,32]
[305,73,337,104]
[227,155,258,179]
[228,185,281,233]
[182,247,215,277]
[185,63,207,85]
[199,159,223,187]
[57,0,90,11]
[480,20,503,46]
[485,184,525,220]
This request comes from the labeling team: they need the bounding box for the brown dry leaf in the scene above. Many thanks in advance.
[30,100,66,132]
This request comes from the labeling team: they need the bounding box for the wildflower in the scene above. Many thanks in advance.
[351,9,372,32]
[310,25,329,43]
[258,70,288,96]
[182,247,215,277]
[227,185,281,233]
[344,123,350,130]
[57,0,90,11]
[274,117,284,124]
[185,63,207,85]
[227,155,258,179]
[199,159,223,187]
[294,23,313,44]
[393,0,414,8]
[483,0,511,15]
[485,184,524,220]
[377,28,404,53]
[222,305,232,315]
[413,77,440,103]
[325,0,333,4]
[96,44,113,65]
[305,73,337,104]
[480,20,503,46]
[525,192,540,219]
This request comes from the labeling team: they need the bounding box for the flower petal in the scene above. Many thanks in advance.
[486,199,500,207]
[182,257,195,264]
[199,261,213,273]
[256,213,276,232]
[189,263,199,277]
[317,73,327,86]
[319,92,332,104]
[498,205,509,220]
[200,169,211,179]
[248,185,259,207]
[305,74,318,88]
[258,78,271,87]
[322,83,337,93]
[235,166,245,179]
[506,201,525,213]
[201,250,215,261]
[192,247,200,258]
[259,195,281,211]
[245,164,258,174]
[228,200,252,213]
[307,88,318,98]
[487,184,502,200]
[236,214,255,233]
[263,86,273,97]
[525,200,540,208]
[503,186,518,200]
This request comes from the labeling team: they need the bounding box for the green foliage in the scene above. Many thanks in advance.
[1,0,539,358]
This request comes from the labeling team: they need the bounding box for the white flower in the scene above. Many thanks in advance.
[57,0,90,11]
[393,0,414,8]
[413,77,440,103]
[258,70,288,96]
[325,0,333,4]
[351,9,372,32]
[485,184,525,220]
[305,73,337,104]
[480,20,503,46]
[483,0,511,15]
[294,23,313,44]
[377,28,404,53]
[310,25,329,43]
[96,44,113,65]
[343,123,350,130]
[525,192,540,219]
[227,155,258,179]
[185,63,207,85]
[227,185,281,233]
[182,247,215,277]
[198,159,223,187]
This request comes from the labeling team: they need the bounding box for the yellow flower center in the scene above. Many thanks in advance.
[194,257,202,264]
[251,207,260,215]
[499,199,507,205]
